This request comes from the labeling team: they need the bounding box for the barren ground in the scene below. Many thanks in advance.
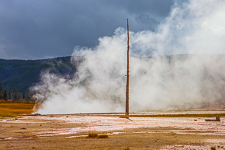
[1,111,225,150]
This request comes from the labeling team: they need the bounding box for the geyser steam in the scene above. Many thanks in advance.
[33,0,225,114]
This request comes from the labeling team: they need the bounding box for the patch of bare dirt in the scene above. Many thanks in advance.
[0,112,225,149]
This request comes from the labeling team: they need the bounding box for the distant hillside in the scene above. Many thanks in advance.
[1,54,225,95]
[0,56,83,92]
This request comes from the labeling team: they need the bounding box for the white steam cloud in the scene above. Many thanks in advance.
[33,0,225,114]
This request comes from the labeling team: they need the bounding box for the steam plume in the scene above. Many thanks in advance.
[33,0,225,114]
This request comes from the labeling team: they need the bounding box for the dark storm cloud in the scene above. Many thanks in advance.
[0,0,174,59]
[103,0,173,17]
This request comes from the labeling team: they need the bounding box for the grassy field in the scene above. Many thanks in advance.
[0,102,35,118]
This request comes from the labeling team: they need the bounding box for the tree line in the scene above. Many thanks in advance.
[0,82,34,102]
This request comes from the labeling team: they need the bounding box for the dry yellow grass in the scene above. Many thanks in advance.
[0,102,35,118]
[98,134,109,138]
[88,132,109,138]
[88,132,98,138]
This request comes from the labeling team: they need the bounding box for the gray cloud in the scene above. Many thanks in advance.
[0,0,174,59]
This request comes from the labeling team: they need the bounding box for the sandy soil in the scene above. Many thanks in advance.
[0,112,225,150]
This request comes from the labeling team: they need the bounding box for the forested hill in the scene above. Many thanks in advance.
[0,56,82,92]
[1,54,225,94]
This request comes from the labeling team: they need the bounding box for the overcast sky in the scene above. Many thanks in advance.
[0,0,174,59]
